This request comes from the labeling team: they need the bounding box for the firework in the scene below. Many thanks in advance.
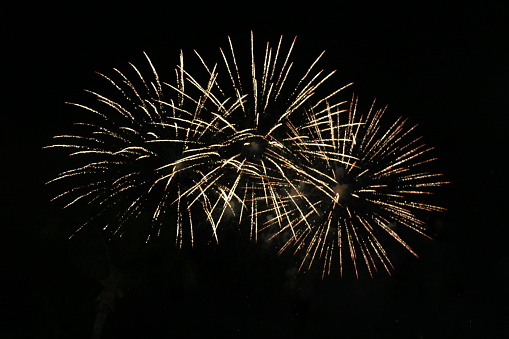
[262,96,449,278]
[191,32,354,241]
[45,52,225,246]
[46,32,447,277]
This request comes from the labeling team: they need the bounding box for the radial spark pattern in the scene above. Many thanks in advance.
[47,32,447,276]
[263,96,448,277]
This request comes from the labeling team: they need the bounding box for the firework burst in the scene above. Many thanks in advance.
[192,32,354,241]
[263,95,449,278]
[46,32,447,276]
[45,52,226,246]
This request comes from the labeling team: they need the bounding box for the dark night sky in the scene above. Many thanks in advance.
[3,2,508,338]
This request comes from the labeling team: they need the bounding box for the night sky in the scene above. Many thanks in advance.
[3,2,508,338]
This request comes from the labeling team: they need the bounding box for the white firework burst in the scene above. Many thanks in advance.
[46,31,447,277]
[263,95,449,277]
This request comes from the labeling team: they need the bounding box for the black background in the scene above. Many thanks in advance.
[3,1,508,338]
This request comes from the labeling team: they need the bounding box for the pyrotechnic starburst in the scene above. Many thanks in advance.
[262,96,449,277]
[46,31,447,277]
[46,52,225,246]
